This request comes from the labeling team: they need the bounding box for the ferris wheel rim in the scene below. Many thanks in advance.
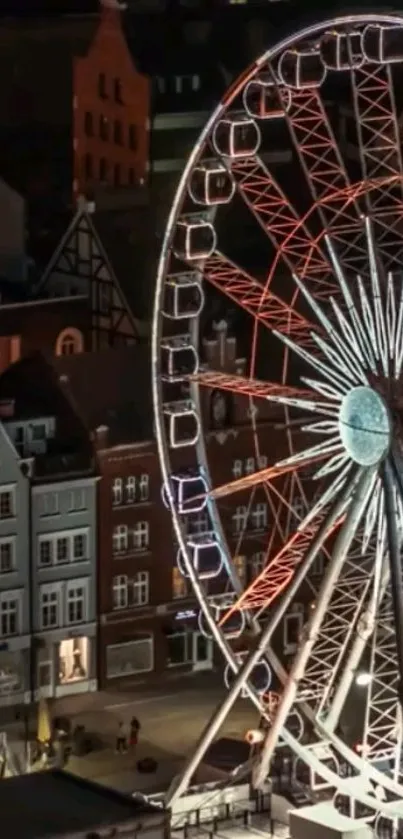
[152,10,403,813]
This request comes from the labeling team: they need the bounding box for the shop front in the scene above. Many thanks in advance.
[165,608,213,673]
[0,643,31,707]
[35,625,97,699]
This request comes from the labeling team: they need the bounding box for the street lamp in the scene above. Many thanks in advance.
[355,671,372,687]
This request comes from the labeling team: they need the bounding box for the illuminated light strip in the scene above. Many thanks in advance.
[219,512,345,627]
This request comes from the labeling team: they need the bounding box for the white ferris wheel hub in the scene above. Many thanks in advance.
[338,387,391,467]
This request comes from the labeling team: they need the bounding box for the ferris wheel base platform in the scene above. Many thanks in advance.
[290,804,373,839]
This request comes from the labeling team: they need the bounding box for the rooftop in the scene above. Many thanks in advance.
[53,344,153,447]
[0,769,160,839]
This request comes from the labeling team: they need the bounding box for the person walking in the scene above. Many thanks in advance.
[129,716,140,750]
[115,721,127,754]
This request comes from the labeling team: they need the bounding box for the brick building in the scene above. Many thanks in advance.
[44,317,311,691]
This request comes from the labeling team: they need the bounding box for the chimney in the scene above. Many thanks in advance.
[94,425,109,449]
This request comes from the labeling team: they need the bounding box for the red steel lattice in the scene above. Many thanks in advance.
[219,511,344,625]
[189,370,316,403]
[229,157,334,298]
[202,252,315,346]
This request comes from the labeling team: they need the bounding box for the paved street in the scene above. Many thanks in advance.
[7,675,258,795]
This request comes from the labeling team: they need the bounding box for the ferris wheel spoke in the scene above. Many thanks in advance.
[209,436,343,501]
[350,60,403,210]
[188,369,317,403]
[253,468,375,788]
[228,155,333,296]
[201,252,315,344]
[220,501,346,627]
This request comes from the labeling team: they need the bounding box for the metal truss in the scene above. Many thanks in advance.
[219,509,340,626]
[189,369,315,402]
[363,581,402,771]
[229,156,333,296]
[295,537,376,717]
[201,252,315,345]
[350,61,403,271]
[283,86,368,276]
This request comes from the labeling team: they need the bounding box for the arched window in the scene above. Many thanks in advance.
[55,328,84,357]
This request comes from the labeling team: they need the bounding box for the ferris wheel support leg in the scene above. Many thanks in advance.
[252,468,375,790]
[324,558,388,734]
[165,471,362,808]
[382,458,403,710]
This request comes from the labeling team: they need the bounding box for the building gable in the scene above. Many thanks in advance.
[37,206,145,348]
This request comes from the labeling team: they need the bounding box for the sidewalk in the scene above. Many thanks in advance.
[3,673,258,795]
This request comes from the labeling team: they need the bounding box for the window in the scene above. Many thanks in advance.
[0,592,20,636]
[156,76,165,94]
[106,635,153,678]
[84,153,93,179]
[258,454,268,469]
[175,75,183,94]
[84,111,93,136]
[252,503,267,531]
[245,457,255,475]
[311,553,325,577]
[250,551,265,577]
[113,163,121,186]
[40,492,59,517]
[55,328,84,356]
[98,72,107,98]
[0,538,15,574]
[233,555,246,586]
[128,124,137,150]
[66,580,88,625]
[68,488,86,512]
[59,637,88,684]
[192,74,201,91]
[126,476,136,504]
[283,607,304,654]
[166,627,192,667]
[172,567,188,599]
[73,532,88,561]
[232,505,248,534]
[40,584,60,630]
[139,474,149,501]
[99,157,108,181]
[133,521,149,551]
[56,537,69,564]
[114,77,123,103]
[112,478,122,505]
[187,510,209,536]
[133,571,149,606]
[113,575,128,610]
[232,459,242,479]
[99,114,108,141]
[0,487,15,519]
[38,530,89,567]
[114,119,123,144]
[113,524,128,554]
[39,539,52,567]
[32,423,46,441]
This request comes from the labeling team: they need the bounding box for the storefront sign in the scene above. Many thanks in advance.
[175,609,197,621]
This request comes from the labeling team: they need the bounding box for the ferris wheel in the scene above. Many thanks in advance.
[152,10,403,826]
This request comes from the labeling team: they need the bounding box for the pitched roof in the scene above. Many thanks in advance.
[0,353,94,479]
[52,344,153,447]
[0,769,159,839]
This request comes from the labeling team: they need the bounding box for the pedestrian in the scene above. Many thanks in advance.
[115,721,127,754]
[129,716,140,750]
